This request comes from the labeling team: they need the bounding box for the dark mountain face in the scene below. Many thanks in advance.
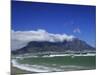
[12,38,95,55]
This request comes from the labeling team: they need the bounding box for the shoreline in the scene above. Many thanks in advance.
[11,54,96,73]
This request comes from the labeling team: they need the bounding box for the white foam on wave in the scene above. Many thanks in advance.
[12,59,62,72]
[74,54,96,56]
[15,56,38,59]
[13,54,96,59]
[42,54,70,57]
[41,54,96,58]
[60,65,87,70]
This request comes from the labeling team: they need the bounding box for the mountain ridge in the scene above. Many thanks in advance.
[12,38,95,55]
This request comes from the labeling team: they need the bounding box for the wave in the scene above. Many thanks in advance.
[12,54,95,72]
[14,53,96,59]
[42,54,96,58]
[12,59,62,72]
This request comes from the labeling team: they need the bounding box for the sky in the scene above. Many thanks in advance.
[11,1,96,48]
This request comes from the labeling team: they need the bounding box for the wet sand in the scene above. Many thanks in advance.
[11,64,37,75]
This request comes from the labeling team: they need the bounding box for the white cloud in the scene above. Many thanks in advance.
[11,29,75,50]
[73,28,81,33]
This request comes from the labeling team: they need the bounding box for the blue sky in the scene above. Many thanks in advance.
[11,1,96,47]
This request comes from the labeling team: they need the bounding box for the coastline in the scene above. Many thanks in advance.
[11,54,96,74]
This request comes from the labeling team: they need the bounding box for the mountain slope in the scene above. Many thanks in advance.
[12,38,95,54]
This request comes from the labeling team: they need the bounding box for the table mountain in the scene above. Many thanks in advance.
[12,38,95,55]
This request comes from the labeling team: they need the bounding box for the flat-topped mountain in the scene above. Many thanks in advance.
[12,38,95,55]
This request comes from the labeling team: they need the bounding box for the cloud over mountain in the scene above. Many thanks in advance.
[11,29,75,50]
